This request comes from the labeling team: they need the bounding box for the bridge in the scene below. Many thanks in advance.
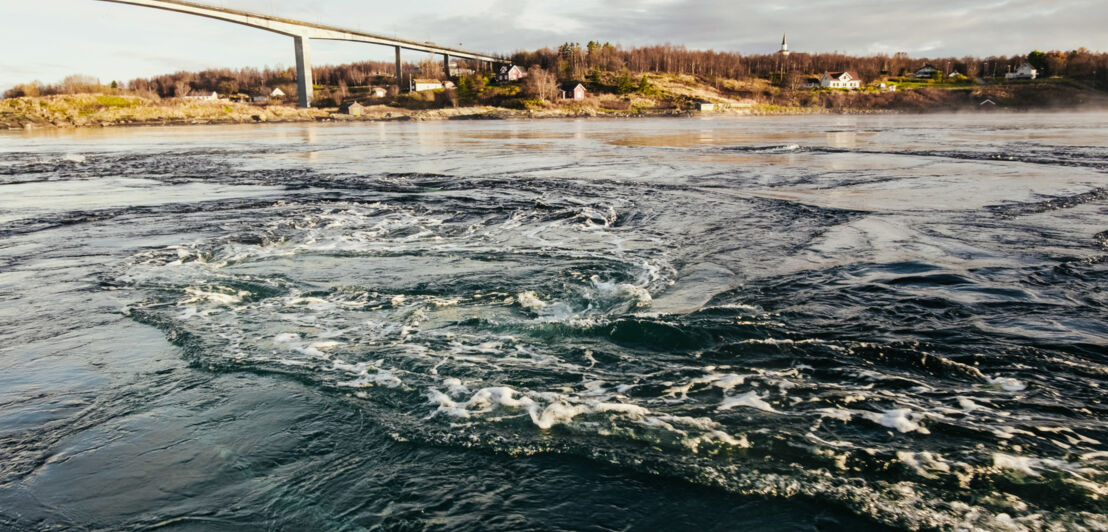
[97,0,507,107]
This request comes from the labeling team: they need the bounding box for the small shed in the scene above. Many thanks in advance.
[560,83,586,101]
[695,101,716,112]
[340,102,365,116]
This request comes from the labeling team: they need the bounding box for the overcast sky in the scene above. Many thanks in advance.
[3,0,1106,91]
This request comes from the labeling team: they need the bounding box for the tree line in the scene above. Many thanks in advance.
[3,58,474,100]
[5,45,1107,100]
[511,43,1108,86]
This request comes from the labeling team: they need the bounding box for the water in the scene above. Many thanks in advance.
[1,114,1105,531]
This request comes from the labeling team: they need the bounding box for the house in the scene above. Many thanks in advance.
[497,65,526,83]
[252,95,269,103]
[877,82,897,91]
[695,101,716,112]
[369,87,388,98]
[821,71,861,89]
[947,70,966,80]
[270,87,286,98]
[449,62,476,76]
[913,64,939,79]
[560,83,586,101]
[183,91,218,101]
[442,81,456,89]
[339,102,365,116]
[1006,63,1038,80]
[802,77,822,89]
[413,79,445,92]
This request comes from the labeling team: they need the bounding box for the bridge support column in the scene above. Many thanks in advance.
[294,35,313,108]
[443,54,451,78]
[395,46,405,93]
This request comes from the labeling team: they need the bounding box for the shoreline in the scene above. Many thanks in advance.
[4,96,1107,132]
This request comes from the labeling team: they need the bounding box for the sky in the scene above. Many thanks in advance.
[3,0,1106,92]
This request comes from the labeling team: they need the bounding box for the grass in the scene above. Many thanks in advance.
[96,95,138,108]
[0,93,330,128]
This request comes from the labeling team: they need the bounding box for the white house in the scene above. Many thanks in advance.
[913,64,939,79]
[413,79,445,92]
[821,71,861,89]
[449,62,475,76]
[1006,63,1038,80]
[183,91,218,101]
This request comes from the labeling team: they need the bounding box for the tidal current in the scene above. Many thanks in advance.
[0,113,1105,531]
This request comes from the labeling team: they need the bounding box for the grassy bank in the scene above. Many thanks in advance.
[0,94,329,129]
[3,77,1107,130]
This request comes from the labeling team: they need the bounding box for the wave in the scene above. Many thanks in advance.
[720,143,1108,170]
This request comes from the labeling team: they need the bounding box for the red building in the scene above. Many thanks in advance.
[497,65,526,83]
[560,83,587,101]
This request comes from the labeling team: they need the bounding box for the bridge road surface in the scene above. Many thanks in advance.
[98,0,507,107]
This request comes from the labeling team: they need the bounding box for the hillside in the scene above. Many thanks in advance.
[4,75,1107,130]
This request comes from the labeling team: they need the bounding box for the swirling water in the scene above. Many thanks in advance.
[0,113,1105,531]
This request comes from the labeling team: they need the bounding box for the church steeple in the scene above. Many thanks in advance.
[779,34,790,56]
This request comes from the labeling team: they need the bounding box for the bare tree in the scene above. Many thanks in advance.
[173,80,192,98]
[61,74,100,94]
[522,66,557,101]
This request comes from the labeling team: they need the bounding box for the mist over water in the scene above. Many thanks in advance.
[1,114,1106,531]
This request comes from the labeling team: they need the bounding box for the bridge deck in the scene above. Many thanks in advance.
[97,0,504,63]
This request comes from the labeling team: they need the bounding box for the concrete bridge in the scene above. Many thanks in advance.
[97,0,507,107]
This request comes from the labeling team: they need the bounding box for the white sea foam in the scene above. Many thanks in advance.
[666,372,746,400]
[897,451,951,477]
[957,397,982,411]
[590,277,653,310]
[718,391,776,413]
[987,376,1027,392]
[441,377,471,397]
[865,409,929,434]
[180,286,246,306]
[516,291,547,311]
[338,369,402,389]
[816,408,854,422]
[993,453,1041,477]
